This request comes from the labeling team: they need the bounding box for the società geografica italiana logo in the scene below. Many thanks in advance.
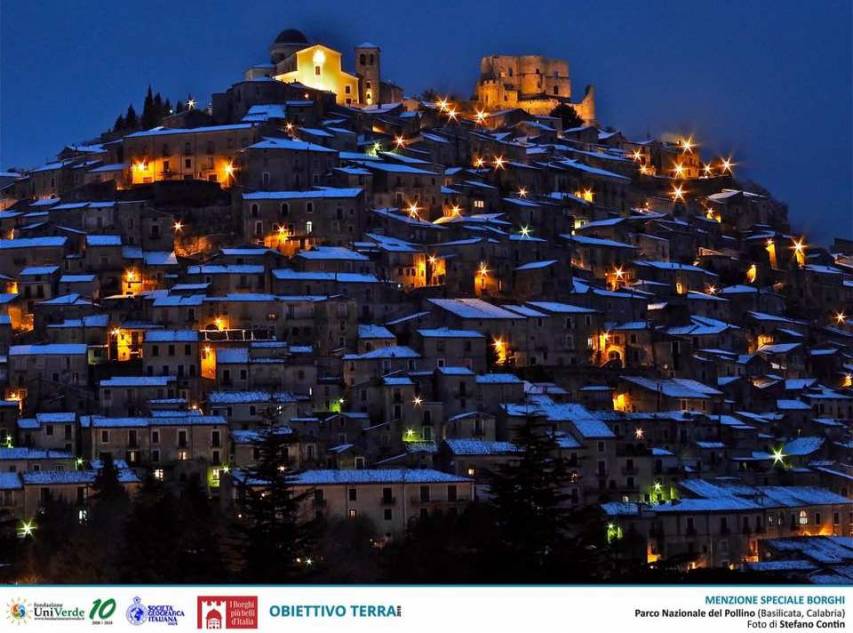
[6,598,32,625]
[126,596,186,626]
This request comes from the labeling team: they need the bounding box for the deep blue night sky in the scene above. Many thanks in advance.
[1,0,851,244]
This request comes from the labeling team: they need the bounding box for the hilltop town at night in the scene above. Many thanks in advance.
[0,22,852,592]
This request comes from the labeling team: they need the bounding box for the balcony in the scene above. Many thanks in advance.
[411,496,466,506]
[380,496,396,506]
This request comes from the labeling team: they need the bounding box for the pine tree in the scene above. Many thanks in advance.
[237,411,316,582]
[28,494,78,582]
[175,474,229,581]
[550,102,584,130]
[486,415,572,579]
[0,507,20,581]
[85,454,130,581]
[113,114,126,132]
[118,474,180,582]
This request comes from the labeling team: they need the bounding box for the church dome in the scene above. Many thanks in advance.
[274,29,308,45]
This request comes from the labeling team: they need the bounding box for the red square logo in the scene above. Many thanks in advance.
[197,596,258,629]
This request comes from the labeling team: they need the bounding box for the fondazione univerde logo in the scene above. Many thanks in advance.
[197,596,258,629]
[7,597,87,624]
[6,598,32,625]
[126,596,186,626]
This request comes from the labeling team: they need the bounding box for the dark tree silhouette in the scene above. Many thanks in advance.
[486,415,573,579]
[236,412,317,582]
[550,102,585,130]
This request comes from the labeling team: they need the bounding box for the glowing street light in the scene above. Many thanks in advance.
[631,149,643,161]
[792,237,807,266]
[519,225,531,238]
[449,204,461,216]
[173,221,183,232]
[771,447,786,467]
[473,157,485,168]
[634,427,644,440]
[475,109,486,124]
[478,262,490,277]
[671,184,686,202]
[436,98,449,112]
[672,162,685,178]
[680,136,695,153]
[285,122,294,133]
[394,135,406,149]
[517,187,528,198]
[18,520,36,539]
[834,311,846,325]
[702,163,713,177]
[720,156,734,174]
[187,98,196,110]
[407,202,420,219]
[493,155,506,170]
[413,396,422,406]
[492,337,508,365]
[446,107,458,121]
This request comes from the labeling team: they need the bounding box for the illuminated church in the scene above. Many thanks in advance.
[245,29,401,106]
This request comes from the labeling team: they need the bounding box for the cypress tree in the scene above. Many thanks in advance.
[125,105,139,129]
[141,85,155,129]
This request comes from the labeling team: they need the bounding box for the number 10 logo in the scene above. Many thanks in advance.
[90,598,117,621]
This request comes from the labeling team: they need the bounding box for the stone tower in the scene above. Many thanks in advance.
[355,42,381,105]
